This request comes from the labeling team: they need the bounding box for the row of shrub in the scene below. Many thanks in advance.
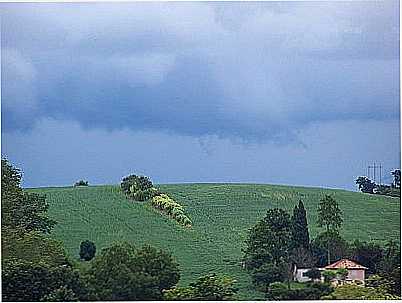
[151,194,192,227]
[121,174,192,227]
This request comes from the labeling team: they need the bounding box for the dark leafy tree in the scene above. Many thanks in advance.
[291,200,310,250]
[87,242,180,300]
[74,180,88,187]
[243,208,292,271]
[265,282,333,300]
[79,240,96,261]
[2,260,86,302]
[243,208,293,290]
[304,268,322,281]
[355,176,377,194]
[251,262,288,291]
[121,175,153,194]
[312,231,349,266]
[1,158,56,233]
[350,240,383,274]
[391,169,401,188]
[378,240,401,296]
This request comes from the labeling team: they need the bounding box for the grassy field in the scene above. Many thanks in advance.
[29,183,400,300]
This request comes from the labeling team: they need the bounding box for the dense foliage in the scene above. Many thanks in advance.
[86,242,180,300]
[321,284,399,300]
[243,208,293,289]
[151,194,192,227]
[265,282,333,300]
[79,240,96,261]
[2,158,56,233]
[121,174,159,201]
[290,200,309,250]
[163,274,238,300]
[2,260,86,302]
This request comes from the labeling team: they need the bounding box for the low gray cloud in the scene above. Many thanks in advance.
[1,1,399,144]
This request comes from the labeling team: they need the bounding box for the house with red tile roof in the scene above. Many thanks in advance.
[294,259,368,286]
[324,259,368,286]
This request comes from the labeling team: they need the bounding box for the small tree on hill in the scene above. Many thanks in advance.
[79,240,96,261]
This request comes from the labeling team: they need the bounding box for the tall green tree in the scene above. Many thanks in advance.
[317,195,343,233]
[291,200,310,249]
[316,195,343,265]
[1,158,56,233]
[243,208,292,289]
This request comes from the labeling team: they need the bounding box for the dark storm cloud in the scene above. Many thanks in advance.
[1,1,399,142]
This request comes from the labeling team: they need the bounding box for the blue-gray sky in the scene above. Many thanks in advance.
[1,1,400,190]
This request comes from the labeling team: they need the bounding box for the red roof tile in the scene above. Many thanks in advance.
[325,259,368,270]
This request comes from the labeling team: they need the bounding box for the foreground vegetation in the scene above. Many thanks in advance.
[27,182,400,299]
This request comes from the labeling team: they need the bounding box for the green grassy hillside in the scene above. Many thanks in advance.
[29,183,400,299]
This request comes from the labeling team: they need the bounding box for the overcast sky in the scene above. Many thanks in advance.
[1,1,400,190]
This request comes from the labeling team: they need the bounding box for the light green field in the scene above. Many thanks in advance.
[28,183,400,300]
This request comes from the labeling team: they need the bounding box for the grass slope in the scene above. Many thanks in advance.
[29,183,400,300]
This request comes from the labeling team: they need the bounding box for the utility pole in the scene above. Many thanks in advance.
[367,162,382,185]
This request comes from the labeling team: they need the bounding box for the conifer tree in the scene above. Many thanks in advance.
[291,200,310,250]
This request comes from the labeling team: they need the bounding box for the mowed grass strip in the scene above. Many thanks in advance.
[28,183,400,300]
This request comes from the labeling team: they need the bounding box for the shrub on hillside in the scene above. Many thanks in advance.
[74,180,88,187]
[79,240,96,261]
[121,175,159,201]
[151,194,192,227]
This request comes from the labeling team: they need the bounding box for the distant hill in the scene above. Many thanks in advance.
[28,183,400,300]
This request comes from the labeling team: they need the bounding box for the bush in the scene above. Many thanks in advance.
[121,175,153,194]
[164,274,238,300]
[150,194,192,227]
[79,240,96,261]
[265,282,333,300]
[121,175,159,201]
[86,242,180,300]
[322,270,337,282]
[74,180,88,187]
[2,260,86,302]
[305,268,321,281]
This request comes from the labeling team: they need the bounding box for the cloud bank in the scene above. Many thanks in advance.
[1,1,399,144]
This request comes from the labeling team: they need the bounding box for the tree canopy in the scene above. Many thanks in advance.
[86,242,180,300]
[2,158,56,233]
